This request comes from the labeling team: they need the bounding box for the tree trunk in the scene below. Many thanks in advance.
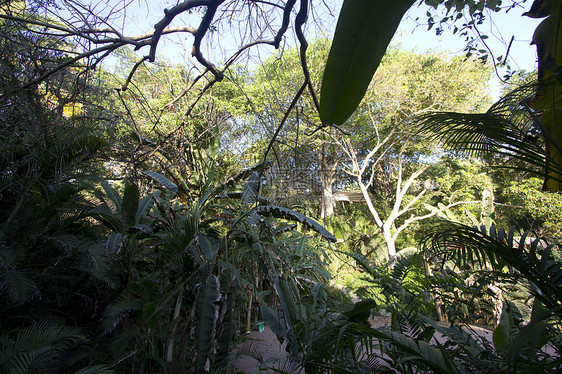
[320,180,334,218]
[424,260,447,322]
[317,153,338,218]
[382,226,396,260]
[481,186,502,326]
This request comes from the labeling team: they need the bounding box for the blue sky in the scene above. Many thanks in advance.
[116,1,539,68]
[107,1,541,99]
[396,2,542,99]
[398,2,540,72]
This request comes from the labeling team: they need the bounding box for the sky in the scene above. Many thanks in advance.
[396,2,542,99]
[97,0,542,99]
[398,2,540,71]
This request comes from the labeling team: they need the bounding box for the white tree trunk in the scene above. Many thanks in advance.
[382,225,396,259]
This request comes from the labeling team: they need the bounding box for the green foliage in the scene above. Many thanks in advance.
[422,222,562,368]
[3,0,560,373]
[502,177,562,237]
[320,0,415,124]
[493,301,522,353]
[256,206,337,243]
[0,322,90,374]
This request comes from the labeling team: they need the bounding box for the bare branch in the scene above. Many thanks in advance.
[274,0,297,48]
[392,199,481,242]
[122,56,150,91]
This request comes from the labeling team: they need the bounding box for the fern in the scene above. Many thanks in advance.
[0,322,85,373]
[0,268,38,304]
[101,296,142,335]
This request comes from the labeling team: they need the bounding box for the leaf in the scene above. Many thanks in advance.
[348,323,458,374]
[508,298,549,361]
[0,269,38,304]
[121,182,139,226]
[278,279,298,322]
[255,205,337,242]
[493,302,521,353]
[73,365,115,374]
[196,275,219,371]
[142,301,158,329]
[242,171,260,204]
[343,299,376,324]
[273,278,299,358]
[261,304,287,338]
[419,315,484,358]
[101,296,141,335]
[198,234,218,260]
[101,182,122,208]
[214,288,233,369]
[106,233,124,253]
[140,170,178,194]
[129,224,152,235]
[135,191,159,223]
[295,236,307,258]
[320,0,415,124]
[212,161,271,199]
[4,323,86,373]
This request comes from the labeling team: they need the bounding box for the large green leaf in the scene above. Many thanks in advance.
[121,182,140,226]
[101,182,122,208]
[261,304,287,338]
[196,275,219,371]
[493,302,522,353]
[320,0,415,125]
[198,234,218,260]
[135,191,159,224]
[142,301,158,329]
[140,170,179,194]
[255,205,337,242]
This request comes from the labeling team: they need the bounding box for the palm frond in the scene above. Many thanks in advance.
[255,205,337,242]
[422,222,509,270]
[101,296,142,335]
[140,170,178,194]
[211,161,272,200]
[0,322,85,373]
[423,222,562,314]
[326,322,459,374]
[77,241,114,286]
[73,364,115,374]
[418,81,562,186]
[0,268,38,304]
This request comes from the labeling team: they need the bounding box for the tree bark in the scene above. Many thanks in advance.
[317,152,338,218]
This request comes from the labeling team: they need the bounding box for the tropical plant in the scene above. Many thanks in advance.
[267,222,561,373]
[422,223,562,372]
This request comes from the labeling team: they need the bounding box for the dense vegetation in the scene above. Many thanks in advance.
[1,0,561,373]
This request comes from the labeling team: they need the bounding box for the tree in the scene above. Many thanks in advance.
[336,49,491,259]
[239,39,346,217]
[320,0,562,194]
[3,0,560,371]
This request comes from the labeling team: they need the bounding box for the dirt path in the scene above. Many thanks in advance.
[234,326,296,373]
